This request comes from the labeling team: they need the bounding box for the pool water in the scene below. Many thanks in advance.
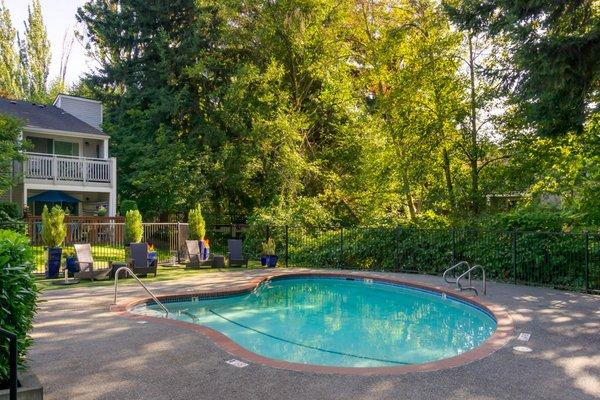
[133,277,497,368]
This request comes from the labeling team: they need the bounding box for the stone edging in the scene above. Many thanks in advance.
[111,271,515,376]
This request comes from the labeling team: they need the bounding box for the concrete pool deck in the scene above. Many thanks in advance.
[30,268,600,400]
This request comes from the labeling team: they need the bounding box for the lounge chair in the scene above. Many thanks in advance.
[73,243,111,281]
[227,239,248,268]
[129,243,157,277]
[185,240,212,269]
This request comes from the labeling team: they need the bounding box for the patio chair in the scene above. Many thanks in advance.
[185,240,212,269]
[73,243,111,281]
[227,239,248,268]
[129,242,157,277]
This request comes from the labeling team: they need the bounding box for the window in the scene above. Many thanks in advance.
[29,137,52,153]
[53,141,79,156]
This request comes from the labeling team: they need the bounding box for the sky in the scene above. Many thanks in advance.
[4,0,94,86]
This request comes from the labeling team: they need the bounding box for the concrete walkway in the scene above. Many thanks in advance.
[29,269,600,400]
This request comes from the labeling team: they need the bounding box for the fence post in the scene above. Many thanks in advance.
[339,226,344,269]
[0,327,18,400]
[395,226,401,271]
[176,222,181,263]
[451,227,456,265]
[584,231,589,293]
[285,225,289,268]
[512,229,517,284]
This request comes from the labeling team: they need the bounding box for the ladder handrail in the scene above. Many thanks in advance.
[443,261,470,284]
[112,266,169,316]
[457,264,486,296]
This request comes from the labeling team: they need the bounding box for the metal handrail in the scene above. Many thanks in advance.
[443,261,470,284]
[457,264,487,296]
[0,327,18,400]
[112,266,169,316]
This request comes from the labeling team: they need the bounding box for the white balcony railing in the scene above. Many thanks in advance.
[24,152,115,186]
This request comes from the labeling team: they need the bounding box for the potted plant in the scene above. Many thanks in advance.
[264,237,277,268]
[124,209,143,245]
[96,205,107,217]
[63,248,79,277]
[188,204,207,260]
[0,229,43,399]
[41,205,66,279]
[260,241,268,266]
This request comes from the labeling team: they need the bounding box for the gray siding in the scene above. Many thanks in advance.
[56,96,102,130]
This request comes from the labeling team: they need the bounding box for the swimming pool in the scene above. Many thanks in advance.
[130,275,499,369]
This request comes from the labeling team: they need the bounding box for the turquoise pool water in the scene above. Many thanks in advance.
[133,277,497,367]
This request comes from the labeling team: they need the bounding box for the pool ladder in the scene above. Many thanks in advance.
[112,266,169,316]
[443,261,487,296]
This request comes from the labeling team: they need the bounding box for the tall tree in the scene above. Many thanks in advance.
[0,0,22,98]
[76,0,222,218]
[0,115,26,195]
[354,0,465,219]
[23,0,51,103]
[445,0,600,137]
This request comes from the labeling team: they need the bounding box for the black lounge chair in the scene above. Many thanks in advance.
[185,240,212,269]
[73,243,111,281]
[227,239,248,268]
[129,243,157,277]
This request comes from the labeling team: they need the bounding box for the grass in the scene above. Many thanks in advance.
[36,260,266,291]
[32,244,172,272]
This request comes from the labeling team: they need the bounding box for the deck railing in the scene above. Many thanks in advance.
[24,152,115,185]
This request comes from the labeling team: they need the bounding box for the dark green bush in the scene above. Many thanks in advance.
[0,202,19,220]
[265,224,596,291]
[0,229,38,383]
[119,199,138,216]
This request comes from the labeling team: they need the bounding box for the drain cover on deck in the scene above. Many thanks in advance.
[517,332,531,341]
[513,346,533,353]
[226,359,249,368]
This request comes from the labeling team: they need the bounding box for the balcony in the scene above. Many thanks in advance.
[24,152,116,188]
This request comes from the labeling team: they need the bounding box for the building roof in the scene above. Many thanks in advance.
[0,97,107,136]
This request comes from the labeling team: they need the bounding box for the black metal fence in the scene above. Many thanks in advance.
[243,226,600,293]
[1,220,598,292]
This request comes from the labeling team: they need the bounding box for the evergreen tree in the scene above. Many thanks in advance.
[76,0,222,218]
[0,0,22,98]
[444,0,600,137]
[23,0,51,103]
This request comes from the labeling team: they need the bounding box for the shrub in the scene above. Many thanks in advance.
[125,210,143,244]
[262,237,276,255]
[0,202,19,220]
[119,199,138,215]
[0,229,37,383]
[188,204,206,241]
[96,205,107,217]
[41,205,66,248]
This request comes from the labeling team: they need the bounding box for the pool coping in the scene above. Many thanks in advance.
[111,271,515,376]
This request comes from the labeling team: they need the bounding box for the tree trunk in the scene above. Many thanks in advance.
[442,147,455,212]
[401,168,416,220]
[468,33,480,214]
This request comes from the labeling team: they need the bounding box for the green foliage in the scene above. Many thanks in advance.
[0,115,26,195]
[445,0,600,137]
[124,210,143,244]
[262,237,276,256]
[96,205,107,217]
[0,202,19,220]
[0,229,38,382]
[0,0,23,98]
[188,204,206,241]
[77,0,600,232]
[23,0,51,103]
[119,199,138,216]
[40,205,66,248]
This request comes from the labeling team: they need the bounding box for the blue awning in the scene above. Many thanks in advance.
[28,190,79,204]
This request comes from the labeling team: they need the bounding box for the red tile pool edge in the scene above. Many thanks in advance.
[111,271,515,376]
